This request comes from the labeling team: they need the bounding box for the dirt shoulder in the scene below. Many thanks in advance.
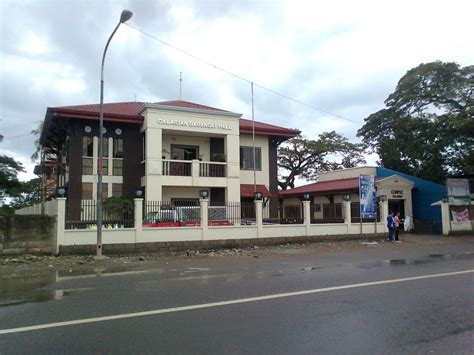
[1,234,472,278]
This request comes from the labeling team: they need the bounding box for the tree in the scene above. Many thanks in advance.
[0,155,25,200]
[277,132,366,190]
[357,61,473,182]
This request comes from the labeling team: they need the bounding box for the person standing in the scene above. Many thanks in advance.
[394,212,401,242]
[386,211,394,241]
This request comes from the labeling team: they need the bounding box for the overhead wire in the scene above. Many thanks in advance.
[125,23,360,125]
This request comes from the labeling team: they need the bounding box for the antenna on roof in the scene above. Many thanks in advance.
[134,93,137,102]
[179,72,182,100]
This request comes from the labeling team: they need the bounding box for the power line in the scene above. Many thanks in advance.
[0,120,42,130]
[125,23,359,125]
[1,132,34,140]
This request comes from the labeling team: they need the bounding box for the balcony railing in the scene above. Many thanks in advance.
[162,159,226,177]
[162,159,192,176]
[199,161,226,177]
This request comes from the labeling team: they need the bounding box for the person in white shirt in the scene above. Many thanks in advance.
[394,212,401,242]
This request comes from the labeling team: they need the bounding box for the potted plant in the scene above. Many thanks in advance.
[210,153,226,162]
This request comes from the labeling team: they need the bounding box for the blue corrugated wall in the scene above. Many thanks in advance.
[376,167,445,226]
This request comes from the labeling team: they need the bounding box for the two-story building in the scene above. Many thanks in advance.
[39,100,299,219]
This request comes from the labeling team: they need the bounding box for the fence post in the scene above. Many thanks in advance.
[255,199,263,238]
[303,200,311,236]
[440,201,450,236]
[134,198,143,243]
[55,198,66,255]
[200,198,208,240]
[343,201,351,233]
[192,160,200,184]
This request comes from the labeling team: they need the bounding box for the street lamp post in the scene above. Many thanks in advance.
[96,9,133,257]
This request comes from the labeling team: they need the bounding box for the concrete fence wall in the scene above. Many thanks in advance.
[57,198,388,254]
[15,200,58,216]
[0,215,57,255]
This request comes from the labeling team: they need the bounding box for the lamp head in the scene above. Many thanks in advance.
[200,190,209,199]
[255,191,262,200]
[120,10,133,23]
[343,193,351,202]
[135,189,143,198]
[57,186,66,197]
[303,193,311,201]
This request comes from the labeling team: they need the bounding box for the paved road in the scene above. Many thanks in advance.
[1,236,473,354]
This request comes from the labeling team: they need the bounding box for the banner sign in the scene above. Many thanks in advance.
[359,174,377,219]
[447,178,470,197]
[451,209,470,224]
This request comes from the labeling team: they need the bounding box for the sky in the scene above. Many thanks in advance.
[1,0,473,182]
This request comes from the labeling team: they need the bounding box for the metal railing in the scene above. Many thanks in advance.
[65,199,134,229]
[162,159,192,176]
[208,202,256,226]
[199,161,226,177]
[143,200,201,227]
[350,203,380,223]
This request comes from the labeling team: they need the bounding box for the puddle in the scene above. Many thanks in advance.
[359,253,474,269]
[0,289,76,307]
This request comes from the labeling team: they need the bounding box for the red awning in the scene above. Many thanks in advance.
[240,184,272,198]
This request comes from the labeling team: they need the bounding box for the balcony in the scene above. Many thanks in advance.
[162,159,226,178]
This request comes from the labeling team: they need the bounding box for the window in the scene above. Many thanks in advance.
[101,137,109,157]
[101,159,108,175]
[240,146,261,170]
[82,137,93,157]
[82,183,93,199]
[112,138,123,176]
[112,184,122,197]
[113,138,123,158]
[101,183,108,200]
[284,205,301,218]
[82,137,94,175]
[171,145,198,161]
[82,158,93,175]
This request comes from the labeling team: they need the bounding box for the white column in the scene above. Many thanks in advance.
[255,199,263,238]
[343,201,351,224]
[56,198,66,255]
[440,201,450,236]
[303,200,311,236]
[200,198,209,240]
[192,160,200,185]
[380,200,389,232]
[134,198,143,242]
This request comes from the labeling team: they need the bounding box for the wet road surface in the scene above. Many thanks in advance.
[1,236,473,354]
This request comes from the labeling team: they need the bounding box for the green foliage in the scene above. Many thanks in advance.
[277,132,366,190]
[102,196,134,220]
[357,61,473,182]
[0,155,25,200]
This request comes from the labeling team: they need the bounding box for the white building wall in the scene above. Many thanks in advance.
[239,134,270,187]
[318,167,377,182]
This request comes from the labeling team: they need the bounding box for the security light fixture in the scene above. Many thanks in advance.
[255,191,262,200]
[343,193,351,201]
[200,190,209,198]
[135,189,143,198]
[57,186,66,197]
[442,197,449,203]
[303,193,311,201]
[380,195,387,202]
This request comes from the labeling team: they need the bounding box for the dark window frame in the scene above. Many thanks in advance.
[240,146,262,170]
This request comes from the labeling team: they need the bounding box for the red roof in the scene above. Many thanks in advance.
[49,100,299,137]
[240,184,272,198]
[279,177,360,198]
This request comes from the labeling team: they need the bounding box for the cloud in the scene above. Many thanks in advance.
[1,0,473,180]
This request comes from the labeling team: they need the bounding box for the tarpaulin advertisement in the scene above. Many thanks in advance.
[451,209,470,224]
[359,174,377,219]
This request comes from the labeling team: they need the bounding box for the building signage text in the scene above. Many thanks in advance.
[391,190,403,198]
[157,119,232,131]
